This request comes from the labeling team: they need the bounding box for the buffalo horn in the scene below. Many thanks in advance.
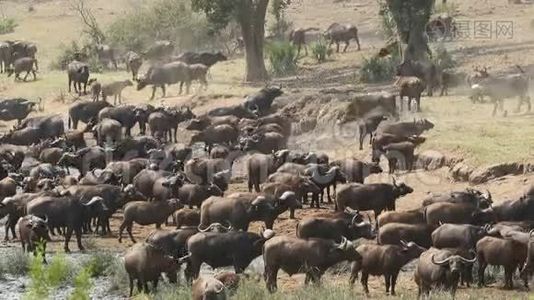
[351,214,358,225]
[83,196,104,206]
[214,283,225,294]
[431,254,451,265]
[458,255,477,263]
[177,253,191,264]
[485,189,492,201]
[337,236,348,250]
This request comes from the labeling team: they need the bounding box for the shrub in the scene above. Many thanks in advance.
[106,255,129,292]
[434,1,460,16]
[24,245,73,300]
[310,39,332,63]
[377,1,396,40]
[69,267,92,300]
[0,17,17,35]
[83,252,117,278]
[432,43,456,70]
[268,0,292,40]
[107,0,213,53]
[359,55,400,83]
[0,248,29,278]
[51,41,103,72]
[265,41,299,76]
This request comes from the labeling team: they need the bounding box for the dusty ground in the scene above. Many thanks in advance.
[1,0,534,298]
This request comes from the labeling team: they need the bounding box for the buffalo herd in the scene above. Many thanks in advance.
[0,74,533,298]
[0,16,533,300]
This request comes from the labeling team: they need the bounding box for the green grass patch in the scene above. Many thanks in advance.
[0,17,17,34]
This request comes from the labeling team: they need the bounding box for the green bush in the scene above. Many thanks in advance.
[51,41,103,72]
[69,267,92,300]
[359,55,400,83]
[83,252,116,278]
[265,41,299,76]
[310,39,332,63]
[0,17,17,35]
[107,0,213,53]
[24,245,73,300]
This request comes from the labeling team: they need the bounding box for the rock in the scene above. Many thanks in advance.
[450,162,474,182]
[416,150,446,170]
[469,162,525,184]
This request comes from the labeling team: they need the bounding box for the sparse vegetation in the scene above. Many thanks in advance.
[0,17,17,34]
[107,0,211,53]
[432,44,456,70]
[310,39,332,63]
[268,0,293,40]
[106,255,129,292]
[69,266,92,300]
[0,249,29,278]
[83,251,117,278]
[266,41,299,76]
[359,55,399,83]
[51,41,103,72]
[434,1,460,16]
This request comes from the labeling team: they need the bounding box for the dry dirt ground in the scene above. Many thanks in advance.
[1,0,534,298]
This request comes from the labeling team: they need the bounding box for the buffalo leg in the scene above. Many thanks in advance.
[136,278,143,295]
[64,227,73,253]
[118,221,127,243]
[161,85,166,98]
[23,71,30,81]
[127,223,136,243]
[355,35,361,51]
[391,271,399,295]
[477,258,487,287]
[185,82,191,95]
[152,278,159,292]
[4,224,10,241]
[360,271,370,294]
[343,41,350,52]
[385,274,391,294]
[129,276,134,297]
[150,86,156,100]
[265,266,279,293]
[504,266,514,289]
[179,81,184,94]
[75,227,84,251]
[359,128,365,150]
[247,179,253,192]
[143,281,149,295]
[326,186,332,203]
[491,99,499,116]
[417,96,421,112]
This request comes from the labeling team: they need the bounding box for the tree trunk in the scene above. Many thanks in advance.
[404,27,430,61]
[238,0,269,82]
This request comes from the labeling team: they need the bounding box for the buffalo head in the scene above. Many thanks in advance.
[392,178,414,197]
[27,215,51,242]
